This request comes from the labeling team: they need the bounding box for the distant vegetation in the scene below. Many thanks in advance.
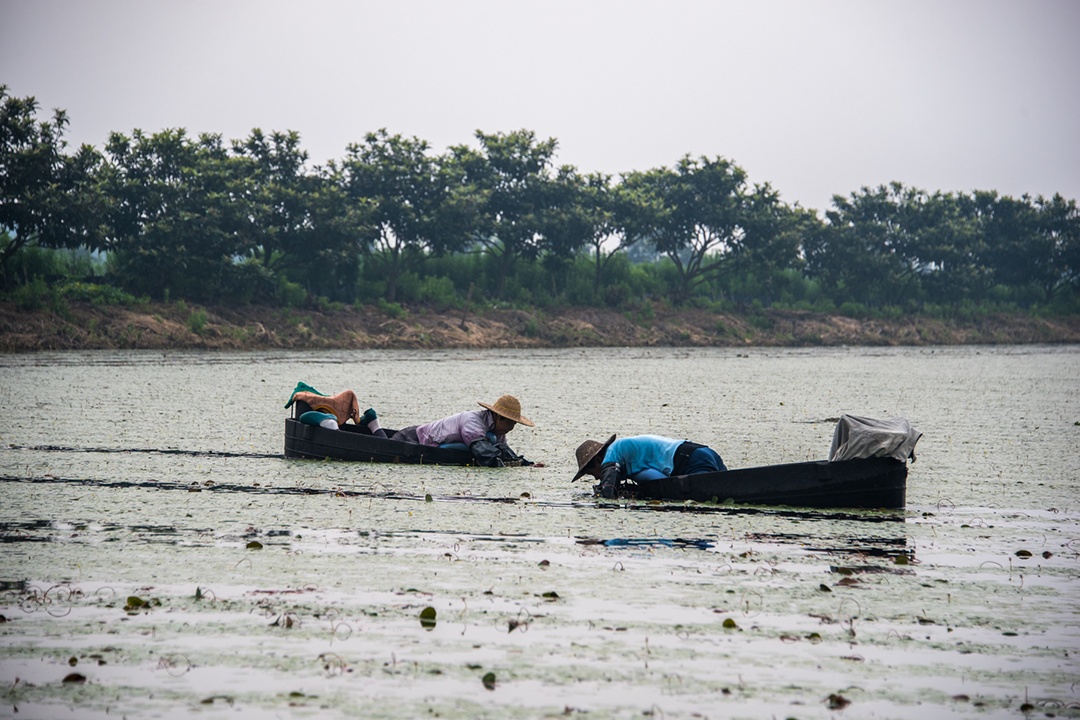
[3,85,1078,321]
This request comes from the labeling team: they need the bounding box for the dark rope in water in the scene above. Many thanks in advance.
[6,444,282,459]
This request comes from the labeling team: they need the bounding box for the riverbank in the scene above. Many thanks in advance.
[2,300,1079,351]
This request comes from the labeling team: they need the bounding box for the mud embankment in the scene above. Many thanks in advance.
[2,301,1078,351]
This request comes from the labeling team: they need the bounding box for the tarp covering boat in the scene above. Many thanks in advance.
[829,414,922,462]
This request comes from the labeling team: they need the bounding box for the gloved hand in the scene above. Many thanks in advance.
[495,442,535,466]
[594,462,621,498]
[470,439,506,467]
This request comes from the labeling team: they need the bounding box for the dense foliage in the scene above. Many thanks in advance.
[3,86,1078,316]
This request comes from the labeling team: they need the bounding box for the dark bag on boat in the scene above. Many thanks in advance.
[671,441,707,476]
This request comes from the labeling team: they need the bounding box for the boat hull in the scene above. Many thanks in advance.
[626,456,908,509]
[284,417,475,465]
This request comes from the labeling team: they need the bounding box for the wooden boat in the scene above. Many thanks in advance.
[623,456,908,510]
[284,402,475,465]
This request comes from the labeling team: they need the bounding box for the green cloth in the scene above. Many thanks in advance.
[284,381,325,408]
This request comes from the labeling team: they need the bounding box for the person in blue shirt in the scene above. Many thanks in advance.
[572,434,727,498]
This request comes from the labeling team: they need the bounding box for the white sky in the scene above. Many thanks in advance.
[2,0,1078,212]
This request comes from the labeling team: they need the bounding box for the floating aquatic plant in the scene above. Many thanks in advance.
[482,672,496,690]
[419,606,437,630]
[825,693,851,710]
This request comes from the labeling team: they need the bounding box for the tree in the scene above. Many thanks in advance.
[1034,194,1080,302]
[231,129,316,273]
[732,185,811,304]
[100,128,243,300]
[447,130,557,299]
[618,155,749,304]
[0,86,106,288]
[533,166,613,299]
[809,183,925,307]
[340,130,451,301]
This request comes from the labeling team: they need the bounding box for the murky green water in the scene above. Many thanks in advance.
[1,346,1078,719]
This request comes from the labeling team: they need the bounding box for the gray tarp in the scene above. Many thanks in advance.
[828,414,922,462]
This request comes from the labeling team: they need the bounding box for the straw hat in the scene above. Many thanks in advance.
[478,394,535,427]
[571,434,617,481]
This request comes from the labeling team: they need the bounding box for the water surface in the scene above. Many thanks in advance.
[1,346,1078,719]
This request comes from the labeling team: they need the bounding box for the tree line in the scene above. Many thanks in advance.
[3,85,1078,317]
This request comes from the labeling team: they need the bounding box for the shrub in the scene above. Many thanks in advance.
[377,298,408,320]
[187,308,208,335]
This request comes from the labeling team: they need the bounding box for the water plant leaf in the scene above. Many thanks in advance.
[722,618,738,629]
[246,541,263,550]
[419,606,437,630]
[123,596,150,612]
[62,673,86,684]
[482,672,496,690]
[1014,549,1032,558]
[819,584,832,592]
[541,591,559,601]
[425,494,433,502]
[826,693,851,710]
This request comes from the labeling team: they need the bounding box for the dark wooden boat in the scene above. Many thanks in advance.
[284,404,475,465]
[624,456,907,510]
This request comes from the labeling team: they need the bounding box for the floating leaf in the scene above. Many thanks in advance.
[819,584,832,592]
[837,577,860,586]
[67,656,78,667]
[826,693,851,710]
[1015,549,1032,558]
[482,672,496,691]
[722,618,738,629]
[1042,551,1053,559]
[893,555,909,565]
[541,591,560,601]
[62,673,86,684]
[425,494,433,502]
[126,596,146,608]
[246,541,263,550]
[538,560,550,567]
[419,606,437,631]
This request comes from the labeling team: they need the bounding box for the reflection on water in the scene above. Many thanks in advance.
[1,346,1078,719]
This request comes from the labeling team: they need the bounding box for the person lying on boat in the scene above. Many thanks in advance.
[285,382,386,437]
[572,434,727,498]
[390,394,542,468]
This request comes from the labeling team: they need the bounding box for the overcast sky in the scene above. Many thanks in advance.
[3,0,1078,212]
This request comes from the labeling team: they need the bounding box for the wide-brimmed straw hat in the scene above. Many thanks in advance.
[571,434,617,482]
[478,394,535,427]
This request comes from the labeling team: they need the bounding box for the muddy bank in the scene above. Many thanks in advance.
[2,300,1079,351]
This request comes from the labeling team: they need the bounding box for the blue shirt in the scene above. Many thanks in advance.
[603,435,684,477]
